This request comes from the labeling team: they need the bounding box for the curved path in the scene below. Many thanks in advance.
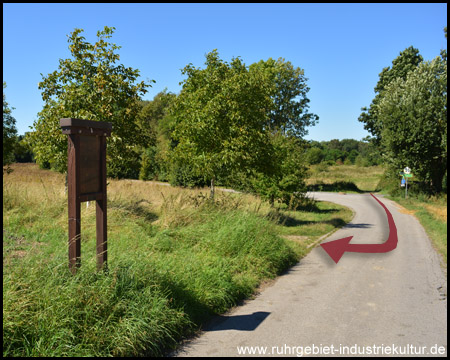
[174,192,447,357]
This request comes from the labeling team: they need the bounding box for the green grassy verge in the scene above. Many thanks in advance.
[3,164,352,356]
[376,165,447,266]
[384,194,447,266]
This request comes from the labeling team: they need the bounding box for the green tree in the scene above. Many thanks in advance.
[305,147,324,165]
[359,46,423,143]
[25,26,153,178]
[340,138,359,153]
[377,54,447,193]
[347,149,359,164]
[323,148,345,163]
[137,89,177,181]
[171,50,273,198]
[3,82,18,168]
[13,134,34,163]
[250,133,308,208]
[249,58,318,137]
[139,146,157,180]
[137,89,176,148]
[327,139,341,150]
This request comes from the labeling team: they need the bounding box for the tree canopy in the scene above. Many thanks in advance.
[3,82,18,168]
[170,50,274,197]
[137,90,177,182]
[249,132,308,208]
[359,28,447,193]
[16,27,321,203]
[376,54,447,192]
[249,58,318,138]
[25,26,154,178]
[170,50,318,201]
[358,46,423,143]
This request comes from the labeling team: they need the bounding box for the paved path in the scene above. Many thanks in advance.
[174,192,447,357]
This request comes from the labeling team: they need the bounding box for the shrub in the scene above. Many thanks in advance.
[305,147,323,165]
[139,147,157,181]
[343,158,352,165]
[355,155,370,167]
[168,161,207,188]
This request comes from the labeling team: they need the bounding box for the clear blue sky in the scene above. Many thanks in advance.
[3,3,447,141]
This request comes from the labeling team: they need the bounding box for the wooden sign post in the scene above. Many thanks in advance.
[60,118,112,274]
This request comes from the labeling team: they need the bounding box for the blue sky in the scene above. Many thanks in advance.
[3,3,447,141]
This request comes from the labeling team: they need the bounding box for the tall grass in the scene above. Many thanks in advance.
[3,164,352,356]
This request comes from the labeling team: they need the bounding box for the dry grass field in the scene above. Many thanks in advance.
[307,164,385,192]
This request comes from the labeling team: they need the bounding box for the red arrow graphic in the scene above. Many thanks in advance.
[320,193,398,264]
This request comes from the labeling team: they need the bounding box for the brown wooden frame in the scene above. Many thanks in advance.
[60,118,112,274]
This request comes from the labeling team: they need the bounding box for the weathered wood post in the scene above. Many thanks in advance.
[60,118,112,274]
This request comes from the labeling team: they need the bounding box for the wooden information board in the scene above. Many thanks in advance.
[60,118,112,274]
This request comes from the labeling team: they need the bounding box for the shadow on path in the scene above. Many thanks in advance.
[204,311,270,332]
[344,223,374,229]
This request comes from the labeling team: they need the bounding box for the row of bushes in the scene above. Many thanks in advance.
[304,138,382,166]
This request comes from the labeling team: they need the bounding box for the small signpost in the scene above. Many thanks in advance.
[400,167,413,199]
[60,118,112,274]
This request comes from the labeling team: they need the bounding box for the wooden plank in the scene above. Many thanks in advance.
[79,136,100,194]
[60,118,113,130]
[96,199,107,271]
[79,192,103,202]
[96,136,107,271]
[61,126,111,137]
[68,134,81,274]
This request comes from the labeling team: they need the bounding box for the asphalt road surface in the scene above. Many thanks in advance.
[173,192,447,357]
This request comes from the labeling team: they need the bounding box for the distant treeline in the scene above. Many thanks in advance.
[7,134,34,164]
[305,138,382,167]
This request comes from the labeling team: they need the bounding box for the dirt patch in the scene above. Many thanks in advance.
[3,230,26,244]
[10,250,28,259]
